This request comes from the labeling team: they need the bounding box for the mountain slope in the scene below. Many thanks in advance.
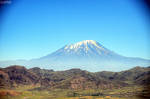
[0,65,150,90]
[0,40,150,71]
[30,40,150,71]
[0,65,39,88]
[41,40,118,59]
[1,65,150,98]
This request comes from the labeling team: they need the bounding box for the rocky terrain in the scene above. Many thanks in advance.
[0,65,150,90]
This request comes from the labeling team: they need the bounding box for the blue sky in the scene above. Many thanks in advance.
[0,0,149,61]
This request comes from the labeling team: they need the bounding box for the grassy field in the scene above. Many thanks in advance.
[0,85,149,99]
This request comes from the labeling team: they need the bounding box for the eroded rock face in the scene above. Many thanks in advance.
[0,65,40,87]
[69,76,128,90]
[0,69,10,88]
[40,78,55,87]
[70,76,87,90]
[70,76,108,90]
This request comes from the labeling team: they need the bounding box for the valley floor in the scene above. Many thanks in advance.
[0,85,149,99]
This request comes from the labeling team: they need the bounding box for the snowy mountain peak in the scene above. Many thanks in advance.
[73,40,98,46]
[76,40,97,45]
[64,40,104,50]
[61,40,111,55]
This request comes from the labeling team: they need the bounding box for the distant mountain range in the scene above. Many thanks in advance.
[0,40,150,71]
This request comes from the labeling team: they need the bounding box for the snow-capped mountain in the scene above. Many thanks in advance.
[0,40,150,71]
[41,40,117,59]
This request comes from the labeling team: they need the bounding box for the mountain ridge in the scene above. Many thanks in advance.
[0,65,150,90]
